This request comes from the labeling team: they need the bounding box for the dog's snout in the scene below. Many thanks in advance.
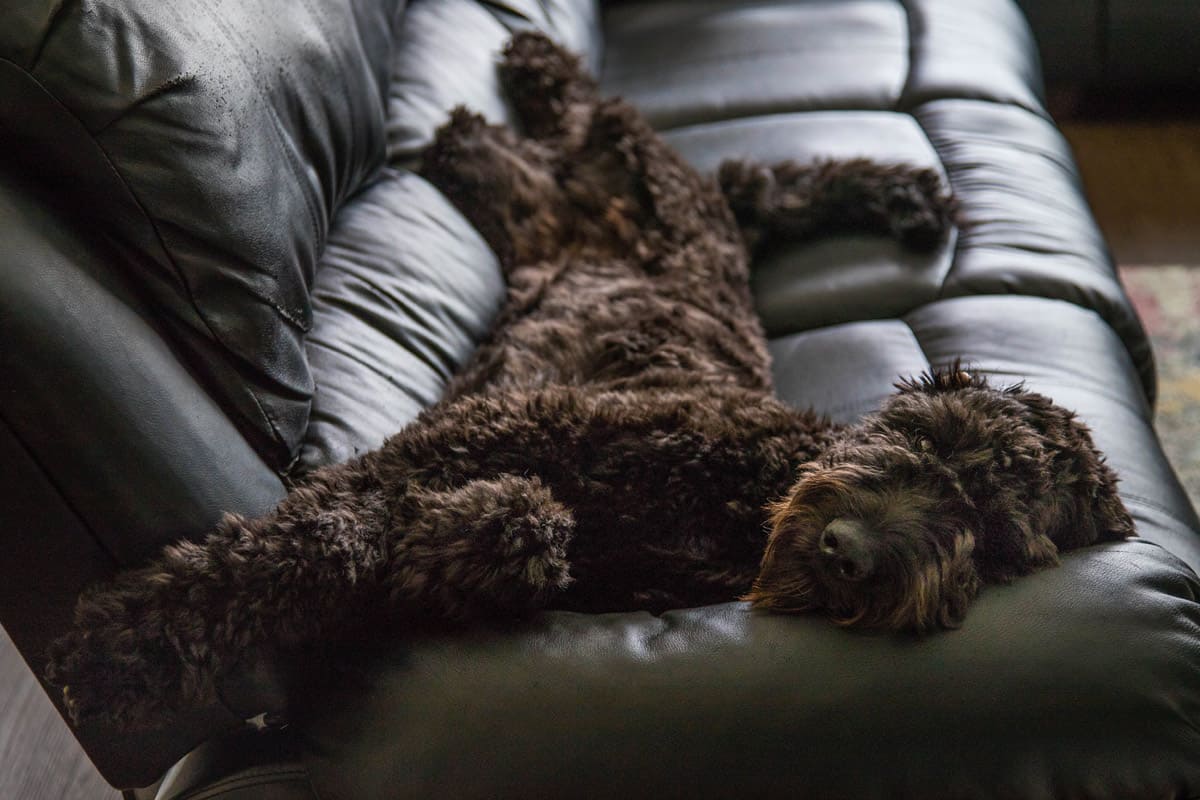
[819,518,877,581]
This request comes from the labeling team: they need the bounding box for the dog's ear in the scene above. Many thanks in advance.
[1038,448,1137,548]
[959,383,1133,583]
[970,483,1063,585]
[895,360,986,395]
[1008,387,1137,548]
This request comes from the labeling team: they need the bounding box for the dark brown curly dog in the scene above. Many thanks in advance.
[45,32,1133,729]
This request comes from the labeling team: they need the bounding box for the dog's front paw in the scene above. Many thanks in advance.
[499,31,598,139]
[500,31,591,97]
[392,474,575,620]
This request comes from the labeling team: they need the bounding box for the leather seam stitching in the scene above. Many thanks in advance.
[1121,493,1195,523]
[27,0,75,73]
[92,73,199,137]
[904,106,961,302]
[895,0,918,110]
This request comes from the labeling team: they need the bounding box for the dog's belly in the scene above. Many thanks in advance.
[450,259,772,398]
[381,384,827,613]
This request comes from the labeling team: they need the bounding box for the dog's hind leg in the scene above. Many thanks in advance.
[45,462,392,728]
[385,474,575,621]
[419,107,568,271]
[498,31,601,144]
[45,466,574,729]
[717,158,957,253]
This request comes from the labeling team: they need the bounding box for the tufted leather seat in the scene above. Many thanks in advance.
[1,0,1197,797]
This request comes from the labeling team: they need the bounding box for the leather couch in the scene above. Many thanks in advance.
[2,0,1198,797]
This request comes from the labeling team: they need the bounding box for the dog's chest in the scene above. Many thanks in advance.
[539,428,788,611]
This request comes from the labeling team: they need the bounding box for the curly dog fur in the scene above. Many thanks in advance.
[46,32,1134,729]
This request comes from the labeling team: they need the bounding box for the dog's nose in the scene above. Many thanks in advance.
[818,518,877,581]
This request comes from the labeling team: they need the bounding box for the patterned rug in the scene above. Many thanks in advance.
[1119,265,1200,511]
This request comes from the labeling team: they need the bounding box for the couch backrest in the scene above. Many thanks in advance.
[1,0,401,468]
[0,0,599,473]
[297,0,602,470]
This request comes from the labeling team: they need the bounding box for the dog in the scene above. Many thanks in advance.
[45,32,1134,729]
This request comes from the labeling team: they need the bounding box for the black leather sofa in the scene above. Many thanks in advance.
[2,0,1199,797]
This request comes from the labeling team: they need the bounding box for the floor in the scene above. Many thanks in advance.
[1062,121,1200,266]
[1060,117,1200,508]
[0,627,120,800]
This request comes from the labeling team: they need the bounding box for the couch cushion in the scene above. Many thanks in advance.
[601,0,910,129]
[916,99,1154,397]
[300,0,602,472]
[602,0,1044,130]
[299,168,505,468]
[603,0,1154,403]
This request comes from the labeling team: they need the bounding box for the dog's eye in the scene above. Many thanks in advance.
[917,436,935,453]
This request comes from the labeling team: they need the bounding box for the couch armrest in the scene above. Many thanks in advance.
[0,170,288,787]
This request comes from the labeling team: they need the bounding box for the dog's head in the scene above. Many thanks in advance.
[747,365,1135,632]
